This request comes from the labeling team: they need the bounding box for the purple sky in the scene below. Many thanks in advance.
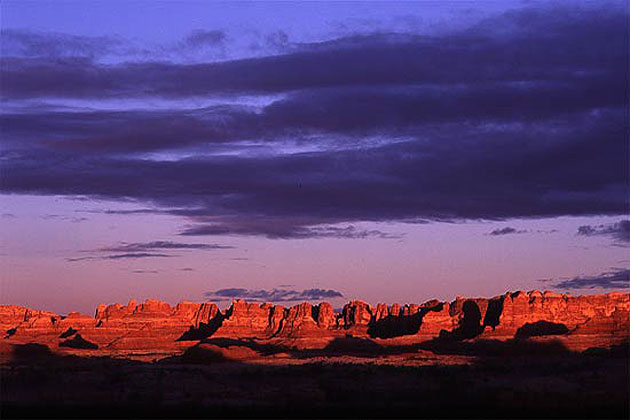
[1,1,628,314]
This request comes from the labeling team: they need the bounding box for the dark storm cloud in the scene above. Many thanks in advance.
[488,227,527,236]
[3,109,627,237]
[552,268,629,290]
[577,220,630,243]
[4,110,624,222]
[2,5,627,238]
[0,107,258,153]
[258,77,625,134]
[3,77,623,154]
[2,6,626,99]
[101,240,233,252]
[204,287,344,302]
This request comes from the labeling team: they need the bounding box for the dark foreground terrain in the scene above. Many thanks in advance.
[1,339,628,419]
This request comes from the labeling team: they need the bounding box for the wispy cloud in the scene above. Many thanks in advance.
[577,220,630,243]
[181,221,402,240]
[66,240,232,262]
[67,252,172,262]
[1,29,125,59]
[41,214,88,223]
[182,30,226,49]
[101,240,233,252]
[549,268,629,290]
[488,227,527,236]
[204,287,344,302]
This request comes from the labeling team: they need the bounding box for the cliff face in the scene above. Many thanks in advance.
[2,291,628,358]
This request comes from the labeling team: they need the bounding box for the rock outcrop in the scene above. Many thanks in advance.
[2,291,628,358]
[213,300,274,338]
[341,300,374,334]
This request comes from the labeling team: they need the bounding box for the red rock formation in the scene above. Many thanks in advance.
[57,312,97,330]
[373,303,389,322]
[418,303,457,336]
[341,300,373,333]
[213,300,274,338]
[1,291,628,358]
[276,302,319,337]
[315,302,335,329]
[0,306,32,331]
[1,305,61,343]
[266,304,286,336]
[85,299,215,351]
[172,301,219,327]
[449,297,491,325]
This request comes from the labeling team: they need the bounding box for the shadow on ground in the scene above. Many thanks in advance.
[1,336,628,419]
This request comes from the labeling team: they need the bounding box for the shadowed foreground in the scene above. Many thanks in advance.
[1,339,628,419]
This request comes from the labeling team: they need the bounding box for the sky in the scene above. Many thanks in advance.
[1,0,628,314]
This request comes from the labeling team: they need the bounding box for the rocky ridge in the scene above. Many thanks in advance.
[1,291,628,360]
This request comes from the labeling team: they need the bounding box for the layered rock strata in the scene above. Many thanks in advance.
[2,291,628,358]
